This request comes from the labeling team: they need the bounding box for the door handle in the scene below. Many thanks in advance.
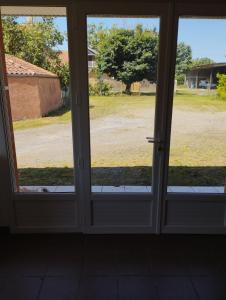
[146,137,162,144]
[146,137,164,151]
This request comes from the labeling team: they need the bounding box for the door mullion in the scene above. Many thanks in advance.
[159,3,179,231]
[76,7,92,231]
[150,5,175,234]
[67,3,91,231]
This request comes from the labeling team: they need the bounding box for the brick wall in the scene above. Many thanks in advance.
[8,76,62,121]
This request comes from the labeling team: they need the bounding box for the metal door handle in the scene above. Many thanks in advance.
[146,137,161,143]
[146,137,164,151]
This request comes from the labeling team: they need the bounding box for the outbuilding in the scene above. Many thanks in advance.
[185,63,226,89]
[6,54,62,121]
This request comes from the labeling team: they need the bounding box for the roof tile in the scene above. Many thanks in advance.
[5,54,57,77]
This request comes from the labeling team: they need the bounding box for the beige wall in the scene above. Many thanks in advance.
[38,77,62,116]
[8,76,62,121]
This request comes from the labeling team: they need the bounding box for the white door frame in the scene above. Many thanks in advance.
[74,1,172,233]
[161,2,226,234]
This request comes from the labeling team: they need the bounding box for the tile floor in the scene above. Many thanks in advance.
[0,234,226,299]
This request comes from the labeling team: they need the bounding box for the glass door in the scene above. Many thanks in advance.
[88,15,160,193]
[162,3,226,233]
[77,3,170,232]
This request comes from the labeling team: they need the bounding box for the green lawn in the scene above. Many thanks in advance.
[14,89,226,131]
[14,89,226,186]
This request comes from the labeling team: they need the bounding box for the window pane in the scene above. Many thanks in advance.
[168,17,226,194]
[87,16,160,193]
[1,7,75,192]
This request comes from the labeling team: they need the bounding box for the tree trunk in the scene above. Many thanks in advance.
[125,83,131,94]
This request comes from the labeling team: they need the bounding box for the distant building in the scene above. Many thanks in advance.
[59,47,96,70]
[6,54,62,121]
[185,63,226,89]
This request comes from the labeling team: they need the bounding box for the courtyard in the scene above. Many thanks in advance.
[13,88,226,187]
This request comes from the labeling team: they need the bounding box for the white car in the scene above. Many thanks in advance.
[199,80,216,89]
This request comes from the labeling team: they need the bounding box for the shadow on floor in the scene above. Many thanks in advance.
[18,166,226,186]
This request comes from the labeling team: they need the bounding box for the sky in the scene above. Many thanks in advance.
[19,16,226,63]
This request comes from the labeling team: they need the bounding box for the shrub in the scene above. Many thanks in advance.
[89,81,112,96]
[217,73,226,100]
[176,74,185,85]
[89,83,96,96]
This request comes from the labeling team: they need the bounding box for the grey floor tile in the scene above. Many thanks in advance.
[39,277,78,300]
[150,254,189,276]
[191,276,226,300]
[156,277,198,300]
[45,237,83,276]
[188,255,221,276]
[117,247,152,275]
[46,254,82,276]
[84,251,118,275]
[0,277,41,300]
[0,250,47,277]
[83,236,117,275]
[78,277,117,300]
[119,277,158,300]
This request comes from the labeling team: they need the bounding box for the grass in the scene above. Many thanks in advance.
[13,88,226,186]
[13,106,71,130]
[13,89,226,131]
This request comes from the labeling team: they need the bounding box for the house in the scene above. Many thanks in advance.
[59,47,96,70]
[185,63,226,89]
[5,54,62,121]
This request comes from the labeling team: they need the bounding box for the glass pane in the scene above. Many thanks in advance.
[168,17,226,194]
[2,7,75,192]
[87,16,160,193]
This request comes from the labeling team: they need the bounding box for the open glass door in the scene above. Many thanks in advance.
[81,5,169,232]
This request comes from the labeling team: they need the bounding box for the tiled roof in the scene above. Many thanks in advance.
[5,54,57,77]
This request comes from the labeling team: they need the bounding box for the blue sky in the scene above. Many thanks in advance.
[20,16,226,63]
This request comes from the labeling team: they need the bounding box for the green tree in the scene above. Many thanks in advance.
[191,57,214,67]
[87,23,106,50]
[2,16,69,90]
[2,17,25,56]
[175,42,192,85]
[217,73,226,100]
[93,25,158,93]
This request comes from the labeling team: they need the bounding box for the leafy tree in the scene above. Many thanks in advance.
[2,16,69,89]
[87,23,106,50]
[93,25,158,93]
[175,42,192,84]
[2,17,25,55]
[191,57,214,67]
[217,73,226,100]
[51,62,70,92]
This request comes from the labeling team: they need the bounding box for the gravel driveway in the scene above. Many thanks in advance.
[14,108,226,168]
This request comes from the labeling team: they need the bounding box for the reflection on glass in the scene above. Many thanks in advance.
[168,18,226,193]
[87,16,160,192]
